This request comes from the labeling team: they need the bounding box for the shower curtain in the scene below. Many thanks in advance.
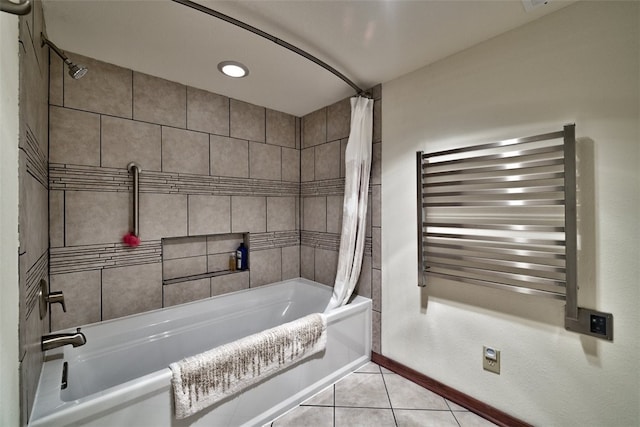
[325,96,374,311]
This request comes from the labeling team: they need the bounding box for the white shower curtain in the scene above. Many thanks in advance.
[325,96,374,312]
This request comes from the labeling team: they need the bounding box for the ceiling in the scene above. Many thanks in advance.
[42,0,576,117]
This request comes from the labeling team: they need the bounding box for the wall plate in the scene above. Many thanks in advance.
[483,346,500,374]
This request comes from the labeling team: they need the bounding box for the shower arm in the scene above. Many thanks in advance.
[41,33,73,66]
[171,0,369,97]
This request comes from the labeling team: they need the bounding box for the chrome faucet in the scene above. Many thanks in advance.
[42,327,87,351]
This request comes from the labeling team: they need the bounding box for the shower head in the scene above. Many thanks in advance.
[41,33,88,80]
[67,62,88,80]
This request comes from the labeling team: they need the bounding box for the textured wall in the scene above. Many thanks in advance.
[300,87,382,352]
[48,53,301,330]
[382,1,639,425]
[17,1,50,423]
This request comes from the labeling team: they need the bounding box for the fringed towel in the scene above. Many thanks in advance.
[169,313,327,419]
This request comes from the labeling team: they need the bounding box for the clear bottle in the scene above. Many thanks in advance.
[228,253,236,271]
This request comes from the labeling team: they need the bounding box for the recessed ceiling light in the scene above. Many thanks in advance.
[218,61,249,78]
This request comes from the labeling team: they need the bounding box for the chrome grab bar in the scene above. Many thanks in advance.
[127,162,142,238]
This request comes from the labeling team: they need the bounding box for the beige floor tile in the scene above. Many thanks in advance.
[454,411,499,427]
[446,398,470,411]
[335,407,395,427]
[302,385,334,406]
[335,373,390,408]
[384,373,449,410]
[273,405,333,427]
[395,409,460,427]
[356,361,382,374]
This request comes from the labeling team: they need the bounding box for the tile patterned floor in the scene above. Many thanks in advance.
[268,362,498,427]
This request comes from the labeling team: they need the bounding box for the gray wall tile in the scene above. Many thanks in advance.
[250,248,282,287]
[355,255,372,299]
[211,271,249,296]
[315,140,341,180]
[372,310,381,353]
[102,263,162,320]
[340,139,348,178]
[327,97,351,142]
[161,127,209,175]
[372,268,381,312]
[163,236,206,259]
[371,142,381,185]
[266,109,295,148]
[208,253,233,273]
[140,193,188,240]
[101,115,161,171]
[65,191,129,246]
[267,197,296,232]
[282,147,300,183]
[300,245,314,280]
[372,185,381,227]
[302,107,326,148]
[230,99,265,142]
[207,234,244,255]
[250,141,281,180]
[164,278,211,307]
[186,86,229,136]
[188,195,231,236]
[22,173,48,269]
[163,256,207,280]
[326,195,343,234]
[49,191,64,248]
[373,99,382,143]
[231,196,266,233]
[50,270,101,330]
[49,106,100,166]
[303,197,326,232]
[49,54,63,106]
[314,248,338,287]
[133,72,186,128]
[372,227,381,270]
[301,147,315,182]
[210,135,249,178]
[282,245,300,280]
[63,53,133,118]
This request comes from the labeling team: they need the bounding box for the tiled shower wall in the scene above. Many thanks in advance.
[48,53,301,330]
[17,1,50,422]
[300,87,383,352]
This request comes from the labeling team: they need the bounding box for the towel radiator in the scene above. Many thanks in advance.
[417,125,613,340]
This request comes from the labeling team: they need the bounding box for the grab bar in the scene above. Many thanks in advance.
[0,0,31,15]
[127,162,142,237]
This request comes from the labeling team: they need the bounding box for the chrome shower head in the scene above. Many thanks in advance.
[41,33,88,80]
[67,62,88,80]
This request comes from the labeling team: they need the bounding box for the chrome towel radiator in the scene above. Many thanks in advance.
[416,125,613,340]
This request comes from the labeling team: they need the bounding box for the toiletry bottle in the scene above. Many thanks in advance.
[228,253,236,271]
[236,242,248,270]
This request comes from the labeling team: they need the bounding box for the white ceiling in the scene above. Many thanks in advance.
[42,0,576,116]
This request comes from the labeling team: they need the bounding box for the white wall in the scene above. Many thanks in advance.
[0,11,21,427]
[382,2,639,425]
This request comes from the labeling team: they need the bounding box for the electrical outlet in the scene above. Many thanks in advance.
[483,346,500,374]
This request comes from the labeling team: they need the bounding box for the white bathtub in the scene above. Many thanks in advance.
[29,278,371,426]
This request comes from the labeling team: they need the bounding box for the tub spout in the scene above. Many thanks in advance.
[42,328,86,351]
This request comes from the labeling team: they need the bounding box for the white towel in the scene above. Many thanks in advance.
[169,313,327,419]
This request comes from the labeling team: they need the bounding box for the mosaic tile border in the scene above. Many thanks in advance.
[24,125,48,189]
[301,178,345,197]
[301,230,372,257]
[25,251,48,319]
[50,164,299,197]
[50,231,300,274]
[50,241,162,275]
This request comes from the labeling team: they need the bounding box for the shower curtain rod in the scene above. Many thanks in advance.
[171,0,368,97]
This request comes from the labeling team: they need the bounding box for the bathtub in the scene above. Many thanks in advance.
[29,278,371,426]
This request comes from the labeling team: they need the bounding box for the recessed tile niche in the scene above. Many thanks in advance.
[162,233,250,306]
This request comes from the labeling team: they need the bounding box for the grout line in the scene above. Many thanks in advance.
[379,367,399,427]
